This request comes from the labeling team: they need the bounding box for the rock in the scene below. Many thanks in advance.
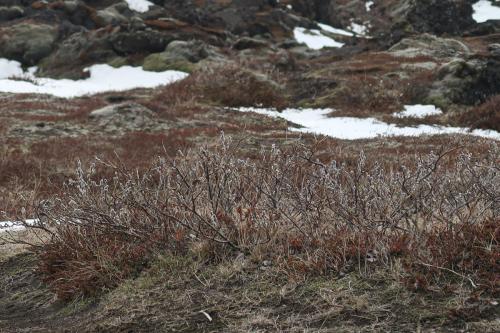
[143,40,222,72]
[389,34,471,59]
[233,37,269,50]
[488,44,500,58]
[95,6,128,26]
[426,58,500,107]
[465,21,500,37]
[0,6,24,22]
[89,103,163,132]
[404,0,475,35]
[165,40,218,63]
[0,23,58,65]
[37,29,118,79]
[389,0,475,43]
[60,0,80,14]
[110,29,171,55]
[142,53,194,72]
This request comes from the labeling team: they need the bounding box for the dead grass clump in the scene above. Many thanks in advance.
[456,95,500,131]
[17,139,499,299]
[38,229,155,300]
[198,65,288,109]
[149,64,288,113]
[416,218,499,293]
[329,75,413,115]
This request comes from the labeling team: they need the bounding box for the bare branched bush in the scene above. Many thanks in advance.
[13,139,499,299]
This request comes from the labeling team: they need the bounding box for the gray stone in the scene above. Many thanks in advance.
[110,29,170,55]
[488,43,500,58]
[95,7,128,26]
[389,34,470,59]
[0,23,58,65]
[143,40,222,72]
[233,37,269,50]
[89,103,163,133]
[0,6,24,22]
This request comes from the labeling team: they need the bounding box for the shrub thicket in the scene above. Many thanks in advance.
[6,139,498,300]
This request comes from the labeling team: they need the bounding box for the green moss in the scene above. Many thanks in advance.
[424,93,451,110]
[107,57,128,68]
[142,53,194,73]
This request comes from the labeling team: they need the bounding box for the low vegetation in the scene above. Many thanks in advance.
[457,95,500,132]
[146,63,289,115]
[5,138,497,303]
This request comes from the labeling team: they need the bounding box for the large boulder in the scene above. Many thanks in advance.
[95,5,128,26]
[110,29,172,55]
[37,28,118,79]
[0,6,24,22]
[89,102,165,133]
[405,0,474,35]
[142,39,222,72]
[426,57,500,107]
[0,23,58,65]
[389,0,475,43]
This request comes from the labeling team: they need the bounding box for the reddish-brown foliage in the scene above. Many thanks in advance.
[456,95,500,131]
[14,140,498,300]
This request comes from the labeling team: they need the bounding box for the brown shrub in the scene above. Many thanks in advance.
[148,63,288,114]
[38,229,152,300]
[13,139,499,299]
[456,95,500,131]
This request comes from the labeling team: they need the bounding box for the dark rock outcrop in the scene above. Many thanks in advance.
[0,23,58,65]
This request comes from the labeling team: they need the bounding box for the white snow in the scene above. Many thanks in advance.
[0,219,38,233]
[125,0,154,13]
[349,22,369,36]
[294,27,344,49]
[0,58,25,79]
[0,59,188,98]
[472,1,500,23]
[317,23,354,37]
[366,1,374,12]
[394,105,443,118]
[232,107,500,141]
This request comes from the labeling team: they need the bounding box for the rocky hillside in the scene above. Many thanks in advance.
[1,1,500,120]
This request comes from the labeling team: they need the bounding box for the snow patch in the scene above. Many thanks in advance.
[317,23,354,37]
[349,22,369,36]
[472,0,500,23]
[0,58,25,79]
[394,105,443,118]
[0,58,188,98]
[232,107,500,141]
[0,219,38,233]
[293,27,344,49]
[366,1,374,12]
[125,0,154,13]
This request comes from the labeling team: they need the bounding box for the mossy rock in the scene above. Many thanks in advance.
[423,93,452,110]
[107,57,128,68]
[142,53,194,73]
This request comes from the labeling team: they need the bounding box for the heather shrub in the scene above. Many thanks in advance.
[150,63,288,111]
[14,139,499,299]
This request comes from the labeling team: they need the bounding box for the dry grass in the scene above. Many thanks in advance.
[455,95,500,132]
[146,63,288,116]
